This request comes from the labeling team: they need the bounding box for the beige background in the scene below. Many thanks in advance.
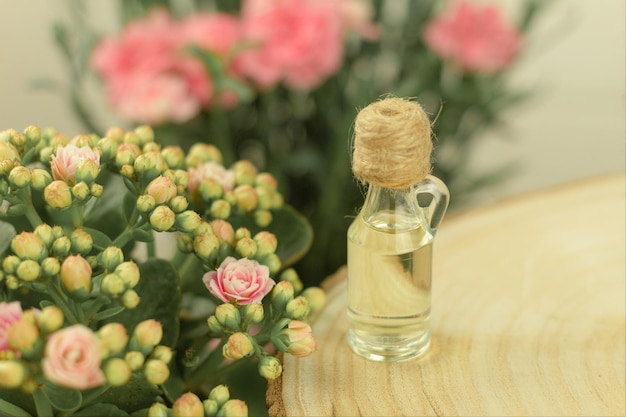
[1,0,624,205]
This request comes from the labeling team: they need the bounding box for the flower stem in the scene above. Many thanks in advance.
[184,339,227,390]
[46,282,80,324]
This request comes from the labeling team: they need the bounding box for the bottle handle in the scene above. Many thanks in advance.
[415,175,450,233]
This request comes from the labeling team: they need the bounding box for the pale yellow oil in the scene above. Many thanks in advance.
[347,210,433,361]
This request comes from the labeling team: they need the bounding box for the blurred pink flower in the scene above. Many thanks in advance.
[91,9,211,124]
[0,301,22,352]
[50,144,100,184]
[423,1,522,73]
[203,256,276,305]
[236,0,344,90]
[338,0,380,40]
[42,324,106,390]
[181,13,242,57]
[188,161,235,193]
[210,219,235,243]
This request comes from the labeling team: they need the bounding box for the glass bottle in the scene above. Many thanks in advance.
[347,175,449,362]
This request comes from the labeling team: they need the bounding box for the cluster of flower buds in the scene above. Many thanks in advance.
[177,218,282,274]
[2,226,91,291]
[0,302,66,391]
[186,144,284,228]
[265,271,325,359]
[0,302,171,393]
[148,385,248,417]
[0,126,104,217]
[203,263,325,381]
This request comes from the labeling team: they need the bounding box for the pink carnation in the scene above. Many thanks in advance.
[203,256,276,305]
[235,0,344,90]
[423,1,522,73]
[91,9,211,124]
[181,12,242,57]
[42,324,105,390]
[0,301,22,351]
[50,144,100,184]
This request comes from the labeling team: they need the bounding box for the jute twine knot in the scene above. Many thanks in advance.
[351,97,432,189]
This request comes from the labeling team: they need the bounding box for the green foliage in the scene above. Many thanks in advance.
[107,259,181,347]
[41,382,83,412]
[0,221,16,256]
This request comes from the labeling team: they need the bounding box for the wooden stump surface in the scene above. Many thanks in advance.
[267,173,626,417]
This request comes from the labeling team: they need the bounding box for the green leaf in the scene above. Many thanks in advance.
[92,374,161,414]
[74,403,130,417]
[83,226,114,250]
[0,398,32,417]
[42,382,82,412]
[270,205,314,268]
[228,205,313,269]
[0,221,16,256]
[105,259,181,347]
[131,228,154,243]
[91,306,126,321]
[84,174,134,241]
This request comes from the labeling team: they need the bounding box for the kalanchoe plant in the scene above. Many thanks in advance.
[0,125,322,416]
[46,0,550,287]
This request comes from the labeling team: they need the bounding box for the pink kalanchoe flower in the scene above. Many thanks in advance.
[423,1,522,73]
[0,301,22,352]
[188,161,236,194]
[236,0,344,90]
[50,144,100,184]
[203,256,276,305]
[42,324,106,390]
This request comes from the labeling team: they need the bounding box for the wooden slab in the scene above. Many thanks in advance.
[267,173,626,416]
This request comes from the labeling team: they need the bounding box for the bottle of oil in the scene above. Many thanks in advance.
[347,97,449,362]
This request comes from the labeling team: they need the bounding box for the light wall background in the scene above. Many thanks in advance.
[0,0,624,207]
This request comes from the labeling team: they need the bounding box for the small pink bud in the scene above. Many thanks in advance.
[144,359,169,385]
[210,219,235,244]
[219,399,248,417]
[172,392,204,417]
[104,357,131,386]
[149,205,176,232]
[7,319,39,352]
[223,332,255,360]
[11,232,47,261]
[283,320,317,357]
[39,305,64,333]
[60,255,92,295]
[44,180,72,209]
[233,185,258,212]
[145,176,177,204]
[98,322,129,355]
[258,355,282,380]
[232,160,258,185]
[253,231,277,256]
[133,319,163,349]
[115,261,140,288]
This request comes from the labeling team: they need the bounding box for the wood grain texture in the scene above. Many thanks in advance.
[267,173,626,417]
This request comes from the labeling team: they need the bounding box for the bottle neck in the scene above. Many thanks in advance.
[360,184,422,231]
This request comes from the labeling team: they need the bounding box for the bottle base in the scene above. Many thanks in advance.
[347,328,431,362]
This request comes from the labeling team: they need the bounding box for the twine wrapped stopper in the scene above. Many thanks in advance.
[352,97,432,189]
